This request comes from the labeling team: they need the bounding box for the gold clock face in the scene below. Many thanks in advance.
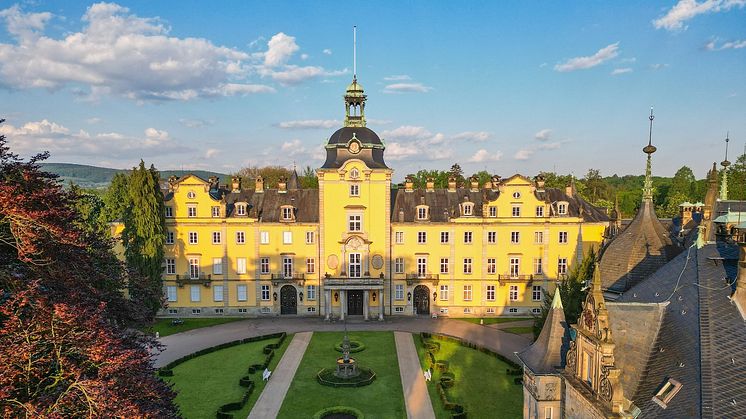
[349,141,360,154]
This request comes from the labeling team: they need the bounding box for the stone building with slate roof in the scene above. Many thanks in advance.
[155,75,611,320]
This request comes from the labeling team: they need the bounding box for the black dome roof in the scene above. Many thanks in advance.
[327,126,382,145]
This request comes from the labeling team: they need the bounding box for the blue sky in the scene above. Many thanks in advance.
[0,1,744,180]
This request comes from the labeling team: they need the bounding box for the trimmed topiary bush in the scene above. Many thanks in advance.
[334,339,366,353]
[312,405,364,419]
[316,367,377,388]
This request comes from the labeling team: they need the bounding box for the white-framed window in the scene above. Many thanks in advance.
[164,206,173,217]
[417,257,427,277]
[188,231,198,244]
[508,307,518,313]
[486,285,495,301]
[261,307,271,314]
[534,258,543,275]
[583,352,593,385]
[395,284,404,300]
[167,308,178,314]
[215,308,224,314]
[307,307,317,313]
[417,231,427,244]
[236,258,247,274]
[283,231,292,244]
[166,258,176,275]
[395,306,405,313]
[395,257,404,274]
[558,202,568,215]
[166,286,177,302]
[261,285,270,301]
[533,307,542,314]
[306,258,315,273]
[305,231,315,244]
[166,231,174,244]
[213,285,224,302]
[509,285,519,302]
[282,207,293,221]
[237,285,248,302]
[558,258,568,275]
[192,308,201,315]
[440,258,449,274]
[212,206,221,217]
[463,285,472,301]
[348,253,361,278]
[260,231,269,244]
[213,257,223,275]
[236,204,246,216]
[486,307,495,314]
[440,285,449,301]
[395,231,404,244]
[307,285,317,300]
[512,205,521,217]
[533,285,543,301]
[260,257,270,274]
[462,203,473,216]
[464,231,472,244]
[238,308,248,313]
[489,206,497,217]
[535,231,544,244]
[463,258,472,274]
[440,231,449,244]
[190,285,201,302]
[487,258,496,274]
[559,231,568,244]
[440,307,449,314]
[536,206,544,217]
[512,191,521,199]
[189,257,200,279]
[282,256,293,278]
[349,184,360,197]
[509,257,520,278]
[348,214,362,232]
[417,206,428,220]
[212,231,221,244]
[236,231,245,244]
[487,231,496,243]
[187,205,197,218]
[510,231,520,244]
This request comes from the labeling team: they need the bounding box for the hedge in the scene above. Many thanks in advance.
[333,339,366,353]
[316,367,377,388]
[312,405,365,419]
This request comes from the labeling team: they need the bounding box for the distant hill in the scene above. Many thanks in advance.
[41,163,227,189]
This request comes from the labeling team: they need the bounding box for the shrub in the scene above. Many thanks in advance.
[334,340,366,353]
[312,405,364,419]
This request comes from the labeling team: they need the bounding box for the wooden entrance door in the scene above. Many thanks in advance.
[347,290,363,315]
[414,285,430,315]
[280,285,297,315]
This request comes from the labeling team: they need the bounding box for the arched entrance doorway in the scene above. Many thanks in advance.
[280,285,297,315]
[413,285,430,315]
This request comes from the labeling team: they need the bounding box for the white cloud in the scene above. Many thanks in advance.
[179,118,211,128]
[383,83,432,93]
[706,38,746,50]
[277,119,340,129]
[468,149,503,163]
[382,125,434,139]
[611,67,633,75]
[385,142,420,160]
[264,32,299,67]
[383,75,411,81]
[322,48,332,55]
[514,149,534,160]
[205,148,220,159]
[452,131,491,142]
[300,53,309,60]
[554,42,620,72]
[649,63,669,70]
[534,129,552,141]
[514,141,565,160]
[366,118,393,125]
[653,0,745,31]
[144,127,169,141]
[86,117,102,124]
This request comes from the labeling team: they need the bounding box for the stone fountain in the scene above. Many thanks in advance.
[335,322,360,378]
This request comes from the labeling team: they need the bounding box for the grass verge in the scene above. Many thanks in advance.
[502,326,535,335]
[414,335,522,419]
[453,317,531,325]
[149,317,244,337]
[163,333,291,418]
[278,332,406,419]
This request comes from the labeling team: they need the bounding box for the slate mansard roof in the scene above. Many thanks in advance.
[321,126,388,170]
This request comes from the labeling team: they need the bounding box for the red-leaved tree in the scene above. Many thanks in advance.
[0,120,178,417]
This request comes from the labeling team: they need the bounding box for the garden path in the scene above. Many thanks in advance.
[395,332,436,419]
[247,332,313,419]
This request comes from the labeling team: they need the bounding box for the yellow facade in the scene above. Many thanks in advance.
[157,78,609,318]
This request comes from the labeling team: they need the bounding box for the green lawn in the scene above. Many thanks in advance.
[278,332,406,419]
[502,326,535,335]
[453,317,531,325]
[414,335,522,419]
[149,317,245,337]
[164,334,291,418]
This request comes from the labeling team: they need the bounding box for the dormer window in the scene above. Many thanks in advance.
[558,202,568,216]
[350,168,360,179]
[652,379,682,409]
[235,204,246,216]
[187,190,196,199]
[512,191,521,199]
[281,206,294,221]
[461,203,474,216]
[416,205,429,221]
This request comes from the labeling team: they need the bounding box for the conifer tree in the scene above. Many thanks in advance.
[122,161,165,315]
[103,172,131,222]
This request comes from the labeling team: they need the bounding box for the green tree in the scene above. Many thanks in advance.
[583,168,607,203]
[727,152,746,200]
[122,161,165,315]
[471,170,492,187]
[448,163,465,186]
[669,166,696,198]
[533,248,596,338]
[69,182,109,236]
[299,165,319,188]
[102,172,131,222]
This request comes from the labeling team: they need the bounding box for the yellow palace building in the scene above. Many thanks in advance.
[159,76,610,319]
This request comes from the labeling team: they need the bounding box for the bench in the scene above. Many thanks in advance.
[262,368,272,381]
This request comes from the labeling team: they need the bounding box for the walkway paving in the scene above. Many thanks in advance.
[154,316,530,368]
[154,317,531,368]
[247,332,312,419]
[395,332,436,419]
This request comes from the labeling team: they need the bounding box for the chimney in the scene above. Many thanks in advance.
[404,176,414,192]
[448,176,457,192]
[255,176,264,193]
[535,174,545,192]
[565,180,576,197]
[231,176,241,193]
[680,203,693,228]
[469,176,479,192]
[426,177,435,192]
[398,209,405,222]
[278,176,287,193]
[208,176,219,190]
[483,180,492,190]
[491,175,501,189]
[168,175,178,192]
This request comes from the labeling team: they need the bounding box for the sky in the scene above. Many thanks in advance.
[0,1,744,181]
